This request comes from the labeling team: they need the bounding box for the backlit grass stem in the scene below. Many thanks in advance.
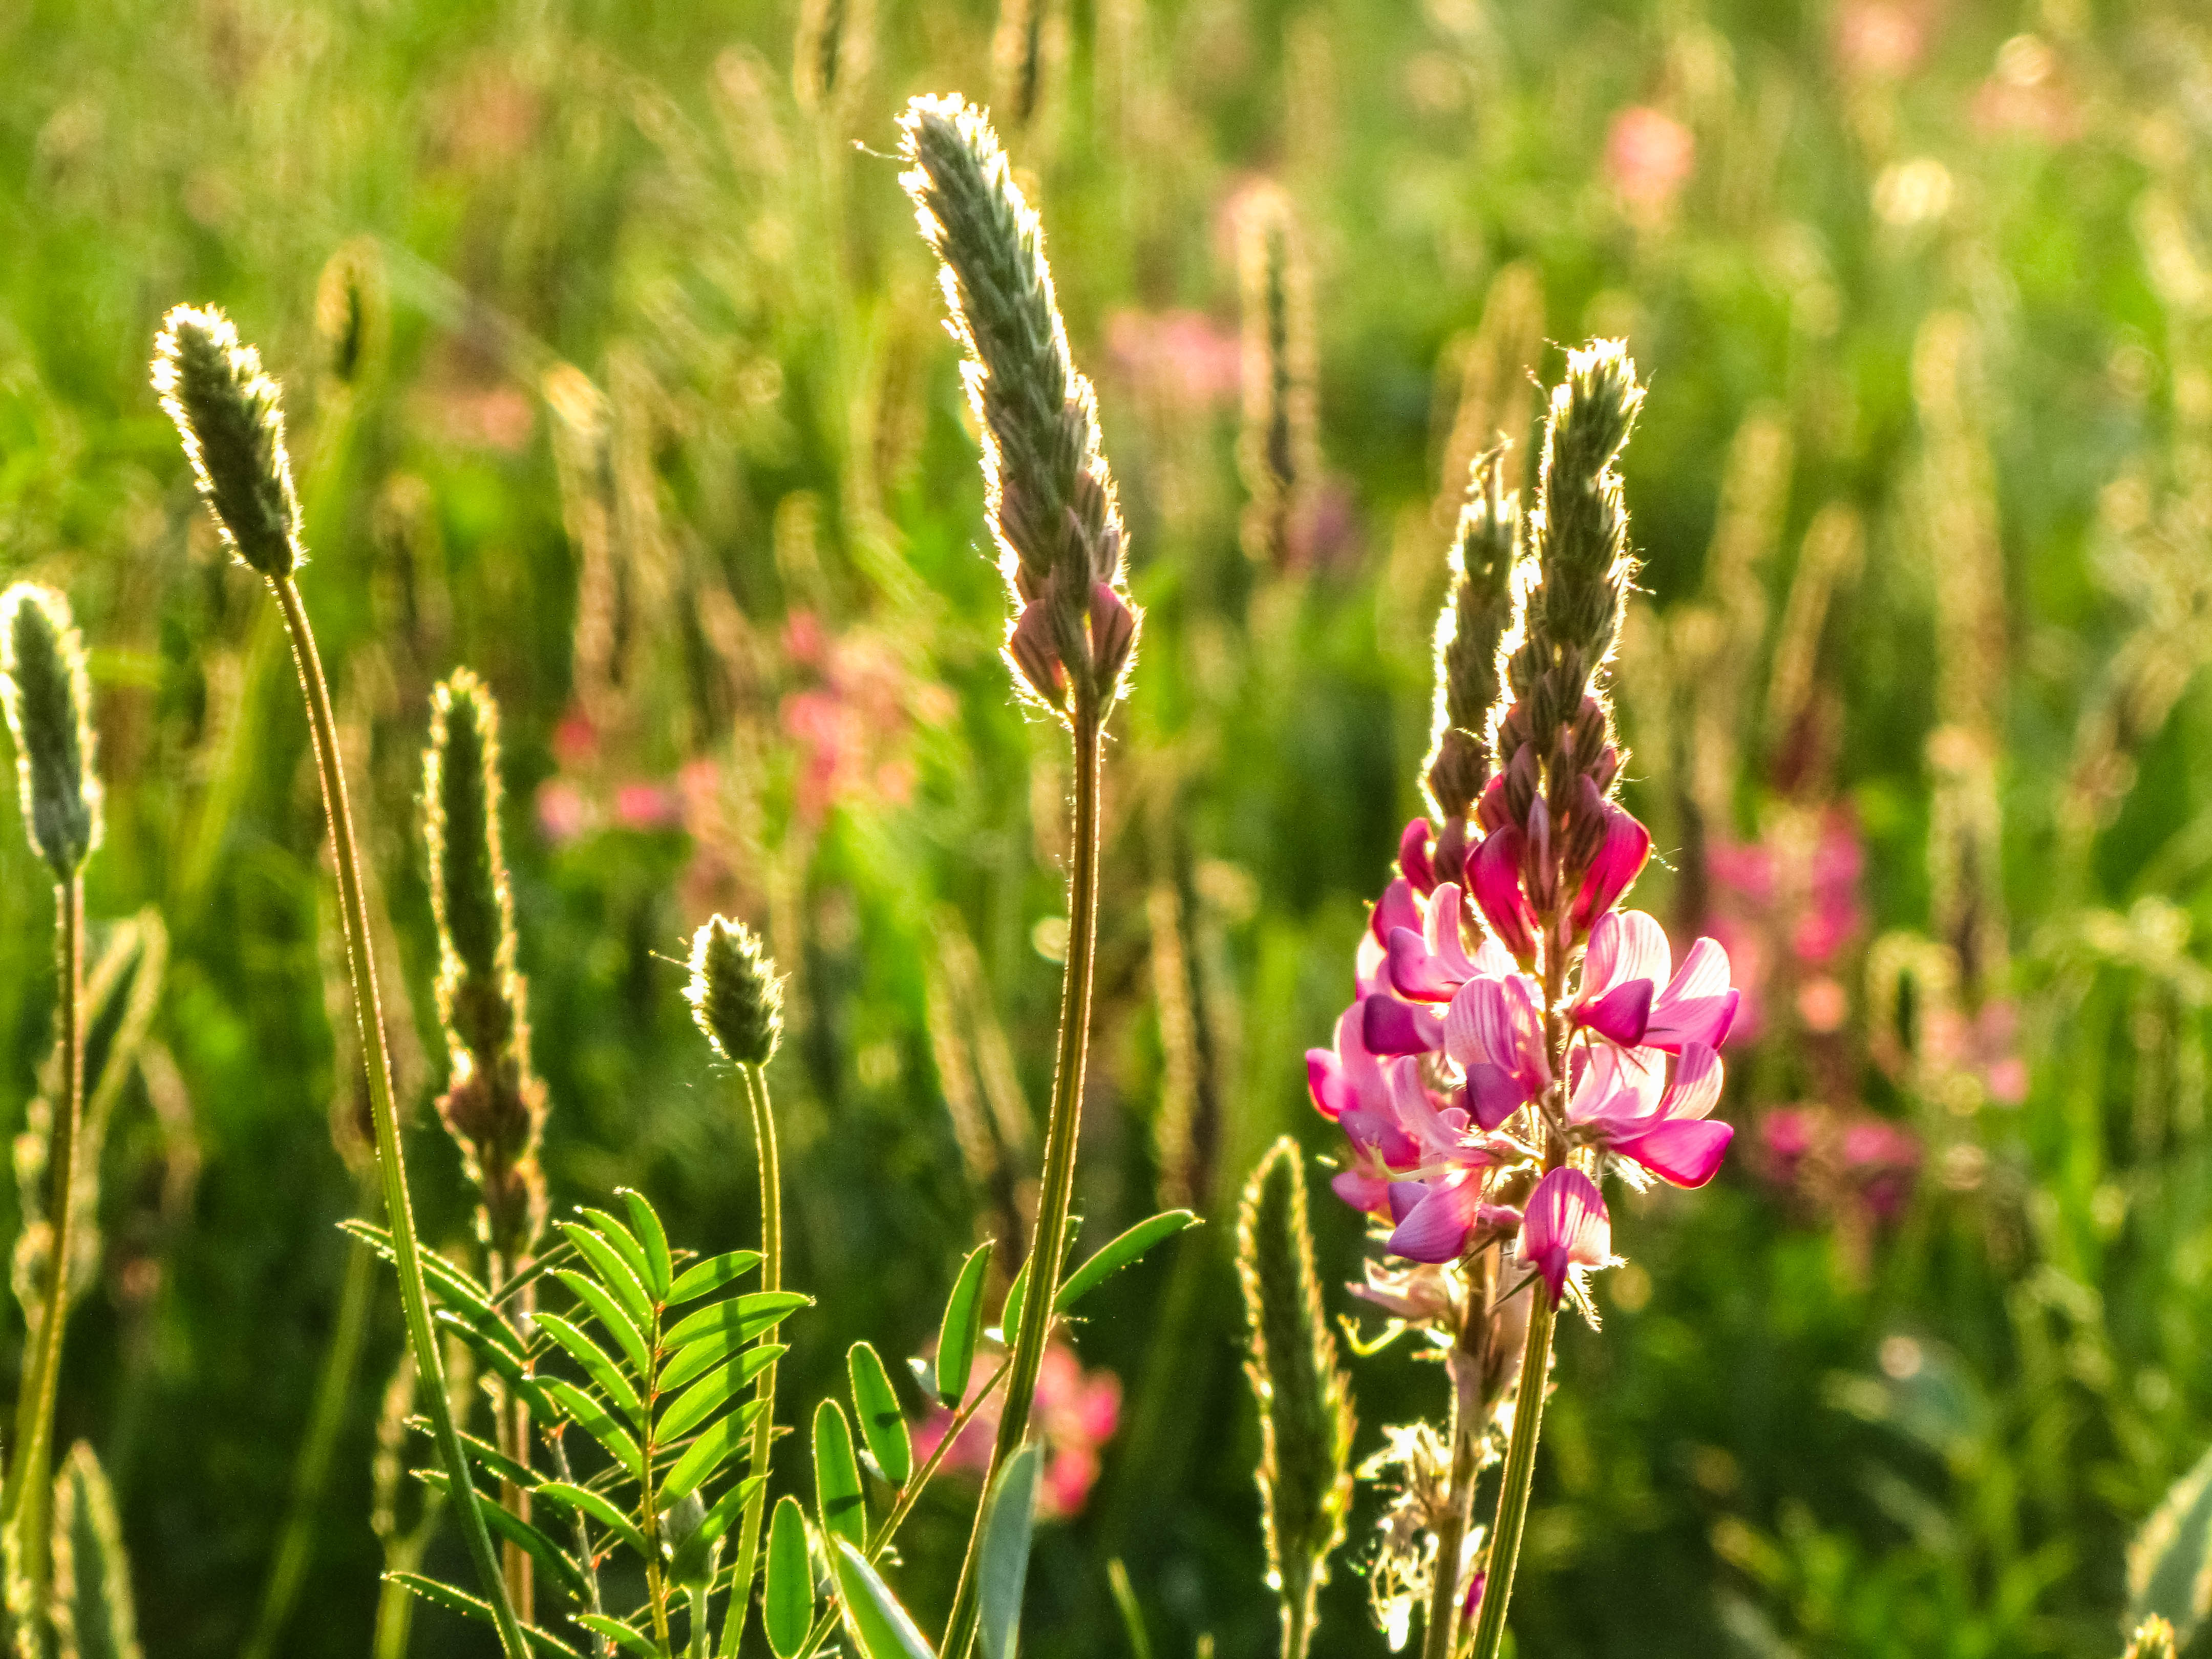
[717,1061,784,1659]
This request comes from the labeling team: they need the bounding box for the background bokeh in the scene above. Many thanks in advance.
[5,0,2212,1654]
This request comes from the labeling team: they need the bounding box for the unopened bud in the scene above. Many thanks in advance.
[1,584,101,880]
[152,305,303,579]
[687,915,783,1066]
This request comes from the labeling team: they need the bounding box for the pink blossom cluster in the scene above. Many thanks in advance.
[912,1339,1121,1519]
[1309,788,1743,1305]
[1705,807,1866,1046]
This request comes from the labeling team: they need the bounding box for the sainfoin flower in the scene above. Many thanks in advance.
[911,1339,1120,1518]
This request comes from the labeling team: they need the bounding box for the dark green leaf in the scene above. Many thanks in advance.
[657,1346,782,1444]
[813,1398,866,1550]
[407,1420,537,1494]
[559,1222,656,1337]
[935,1243,993,1407]
[828,1540,934,1659]
[573,1614,660,1659]
[1054,1212,1199,1313]
[763,1497,814,1659]
[385,1573,579,1657]
[536,1313,644,1422]
[616,1188,673,1301]
[541,1380,644,1486]
[847,1342,911,1488]
[665,1250,761,1307]
[534,1482,649,1558]
[416,1469,589,1602]
[976,1443,1042,1659]
[551,1269,651,1381]
[662,1291,810,1353]
[999,1215,1081,1347]
[661,1400,764,1505]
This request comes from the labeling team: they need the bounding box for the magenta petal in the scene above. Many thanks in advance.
[1580,978,1653,1046]
[1307,1049,1352,1121]
[1370,877,1423,950]
[1331,1169,1393,1214]
[1388,926,1461,1002]
[1363,994,1443,1056]
[1399,817,1437,896]
[1388,1180,1481,1264]
[1517,1167,1610,1305]
[1463,1065,1530,1131]
[1470,830,1535,959]
[1616,1119,1734,1187]
[1573,805,1652,930]
[1386,1180,1430,1224]
[1089,581,1137,681]
[1006,601,1064,702]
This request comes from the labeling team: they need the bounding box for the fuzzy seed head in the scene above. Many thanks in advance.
[152,304,303,578]
[1424,447,1521,821]
[1,583,101,880]
[426,671,511,995]
[688,915,783,1067]
[316,240,386,387]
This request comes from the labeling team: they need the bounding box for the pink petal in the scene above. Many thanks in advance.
[1089,581,1136,682]
[1331,1168,1393,1214]
[1370,877,1423,950]
[1425,883,1481,980]
[1662,1042,1725,1121]
[1516,1167,1611,1305]
[1471,933,1517,977]
[1614,1119,1734,1187]
[1463,1064,1533,1131]
[1469,829,1536,960]
[1579,978,1653,1046]
[1568,1043,1664,1134]
[1647,939,1739,1052]
[1571,804,1651,930]
[1387,927,1461,1003]
[1386,1059,1465,1158]
[1306,1049,1353,1121]
[1445,974,1548,1088]
[1585,910,1673,998]
[1364,994,1444,1056]
[1399,817,1437,895]
[1006,600,1065,703]
[1388,1177,1485,1264]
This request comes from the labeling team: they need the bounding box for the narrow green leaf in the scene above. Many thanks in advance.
[616,1188,673,1301]
[763,1497,815,1659]
[665,1250,761,1307]
[431,1311,557,1423]
[691,1472,768,1554]
[2129,1440,2212,1648]
[657,1345,784,1445]
[813,1398,866,1550]
[408,1420,537,1493]
[1107,1560,1154,1659]
[573,1614,660,1659]
[977,1444,1042,1659]
[1054,1212,1199,1313]
[659,1322,767,1394]
[345,1222,501,1329]
[661,1400,765,1505]
[552,1269,651,1381]
[536,1313,644,1422]
[52,1441,141,1659]
[828,1540,934,1659]
[847,1342,912,1488]
[541,1379,644,1486]
[576,1207,656,1299]
[534,1482,649,1559]
[559,1222,656,1336]
[662,1290,811,1352]
[416,1469,590,1602]
[936,1243,993,1407]
[385,1573,579,1658]
[999,1214,1080,1346]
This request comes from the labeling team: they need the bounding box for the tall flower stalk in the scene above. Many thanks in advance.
[1306,344,1741,1658]
[0,582,102,1631]
[152,307,528,1659]
[898,92,1139,1659]
[684,914,786,1659]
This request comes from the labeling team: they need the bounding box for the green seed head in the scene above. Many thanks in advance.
[426,671,512,998]
[1,583,101,880]
[151,304,303,579]
[687,915,783,1067]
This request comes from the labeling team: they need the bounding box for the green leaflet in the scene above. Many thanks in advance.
[345,1223,521,1360]
[535,1312,644,1423]
[999,1215,1079,1346]
[575,1209,658,1305]
[52,1442,141,1659]
[432,1310,557,1423]
[813,1398,866,1550]
[558,1222,656,1336]
[690,1473,767,1557]
[762,1497,815,1659]
[828,1540,934,1659]
[976,1443,1042,1659]
[662,1290,811,1352]
[533,1482,650,1559]
[541,1379,645,1486]
[385,1573,579,1657]
[572,1614,659,1659]
[416,1420,536,1493]
[665,1250,761,1307]
[1107,1560,1154,1659]
[415,1470,589,1602]
[1054,1211,1199,1313]
[656,1345,783,1444]
[935,1242,993,1407]
[848,1342,912,1487]
[615,1188,673,1301]
[551,1269,650,1381]
[2128,1439,2212,1649]
[660,1400,765,1505]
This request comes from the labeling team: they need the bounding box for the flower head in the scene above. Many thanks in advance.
[1,584,101,881]
[152,305,303,578]
[686,916,783,1066]
[1515,1167,1612,1305]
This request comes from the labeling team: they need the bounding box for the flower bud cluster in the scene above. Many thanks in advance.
[1310,345,1742,1320]
[898,94,1139,719]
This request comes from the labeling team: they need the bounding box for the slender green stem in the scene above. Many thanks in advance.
[270,574,527,1659]
[1465,1283,1556,1659]
[4,873,83,1619]
[642,1297,673,1656]
[489,1250,537,1623]
[1280,1576,1315,1659]
[938,701,1106,1659]
[243,1179,381,1659]
[1418,1310,1484,1659]
[717,1061,784,1659]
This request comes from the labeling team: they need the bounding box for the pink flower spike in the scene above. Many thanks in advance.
[1364,993,1444,1057]
[1399,817,1438,896]
[1516,1167,1611,1306]
[1571,804,1651,933]
[1470,828,1537,960]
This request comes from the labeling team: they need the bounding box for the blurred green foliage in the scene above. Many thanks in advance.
[6,1,2212,1655]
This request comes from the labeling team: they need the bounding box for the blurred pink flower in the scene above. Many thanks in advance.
[536,778,592,844]
[1758,1103,1921,1226]
[1833,2,1928,81]
[1605,108,1695,219]
[614,781,683,832]
[777,621,942,827]
[1105,309,1242,409]
[912,1340,1121,1519]
[1707,809,1866,1046]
